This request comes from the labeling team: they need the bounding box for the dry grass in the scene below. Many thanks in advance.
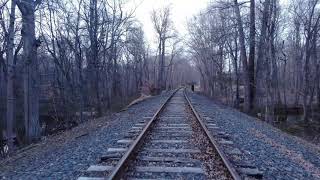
[123,94,152,110]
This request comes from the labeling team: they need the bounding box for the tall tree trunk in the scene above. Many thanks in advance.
[317,60,320,108]
[112,43,119,97]
[303,36,311,123]
[248,0,255,111]
[17,0,41,142]
[234,44,240,108]
[283,50,288,113]
[6,0,16,149]
[227,28,240,108]
[309,25,319,119]
[157,40,162,91]
[294,20,302,105]
[89,0,101,116]
[158,38,166,91]
[265,38,274,122]
[233,0,250,112]
[270,0,281,106]
[75,1,85,122]
[256,0,270,109]
[302,1,319,123]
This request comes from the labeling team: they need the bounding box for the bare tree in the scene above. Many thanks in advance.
[256,0,271,109]
[233,0,252,113]
[15,0,42,142]
[6,0,16,149]
[301,0,320,122]
[151,6,174,92]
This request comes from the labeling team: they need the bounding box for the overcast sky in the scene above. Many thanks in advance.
[128,0,211,46]
[128,0,288,48]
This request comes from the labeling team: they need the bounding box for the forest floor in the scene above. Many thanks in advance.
[275,120,320,146]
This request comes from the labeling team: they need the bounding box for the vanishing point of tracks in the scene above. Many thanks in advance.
[78,89,241,180]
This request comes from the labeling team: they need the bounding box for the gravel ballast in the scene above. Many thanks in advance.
[186,91,320,180]
[187,105,232,180]
[125,90,208,180]
[0,91,173,179]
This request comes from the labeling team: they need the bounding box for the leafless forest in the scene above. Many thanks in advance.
[0,0,320,150]
[189,0,320,126]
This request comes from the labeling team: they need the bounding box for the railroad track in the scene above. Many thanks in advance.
[78,88,244,180]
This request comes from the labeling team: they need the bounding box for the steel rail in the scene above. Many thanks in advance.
[108,88,180,180]
[183,89,242,180]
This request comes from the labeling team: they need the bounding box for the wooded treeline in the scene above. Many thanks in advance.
[188,0,320,123]
[0,0,195,149]
[5,0,319,151]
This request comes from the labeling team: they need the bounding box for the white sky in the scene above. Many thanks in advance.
[128,0,211,46]
[128,0,288,49]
